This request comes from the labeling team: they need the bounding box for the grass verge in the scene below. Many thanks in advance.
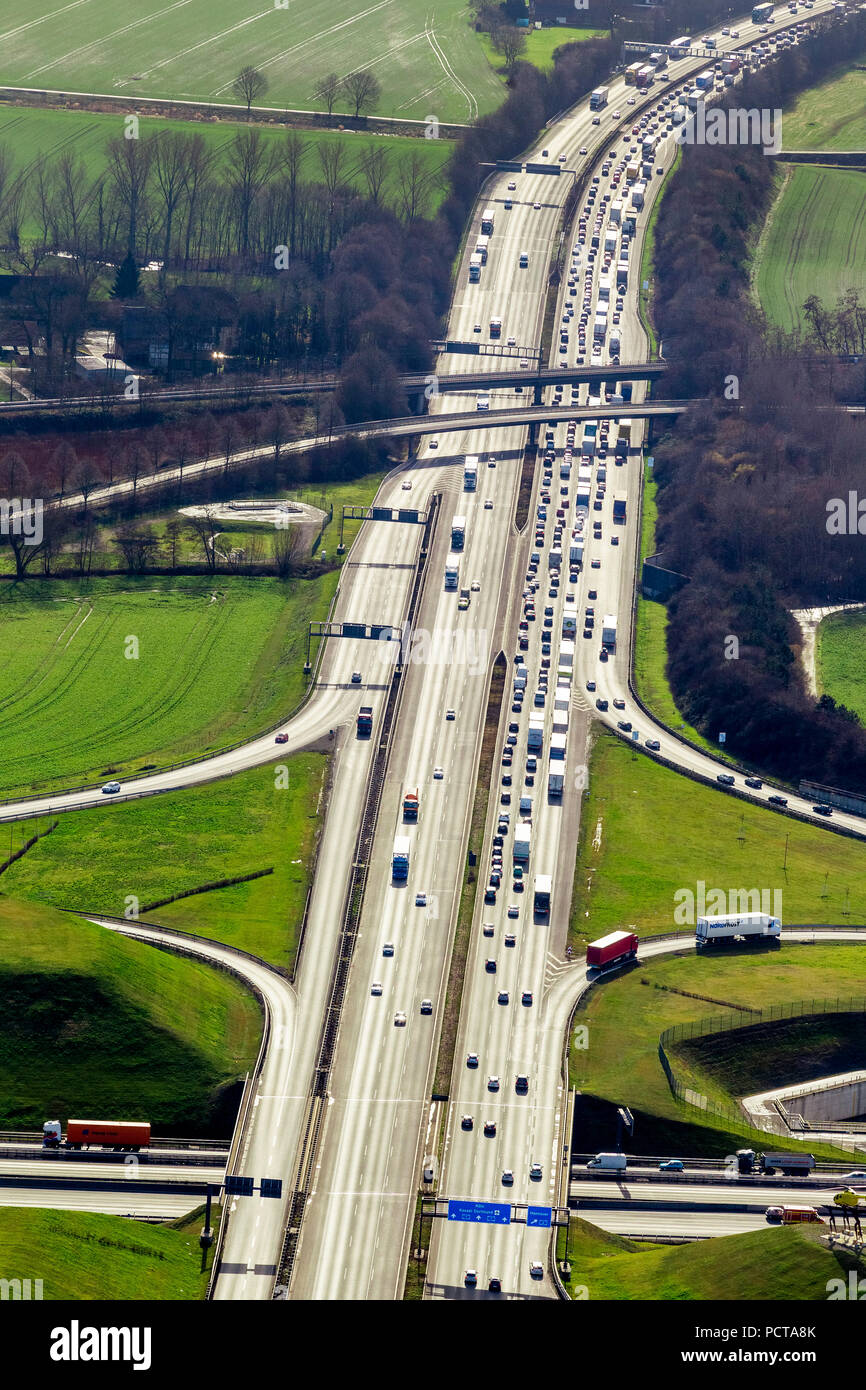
[815,607,866,725]
[0,576,336,798]
[0,894,261,1134]
[3,755,328,971]
[558,1216,860,1300]
[0,1204,220,1300]
[569,730,866,944]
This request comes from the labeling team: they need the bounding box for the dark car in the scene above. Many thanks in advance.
[813,804,833,816]
[768,795,788,807]
[617,721,632,733]
[745,777,763,790]
[595,698,609,711]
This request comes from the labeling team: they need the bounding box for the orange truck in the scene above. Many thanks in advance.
[43,1119,151,1151]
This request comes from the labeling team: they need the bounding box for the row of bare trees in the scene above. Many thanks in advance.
[0,127,443,280]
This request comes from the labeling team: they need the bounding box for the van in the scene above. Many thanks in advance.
[586,1152,627,1171]
[519,251,529,268]
[519,796,532,816]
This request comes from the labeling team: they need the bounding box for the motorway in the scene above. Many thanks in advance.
[285,0,856,1304]
[2,0,855,1303]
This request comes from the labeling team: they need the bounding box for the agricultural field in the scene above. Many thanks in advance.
[0,0,502,124]
[754,165,866,332]
[4,756,327,969]
[0,105,454,231]
[816,607,866,724]
[0,894,260,1134]
[568,942,866,1158]
[0,575,336,797]
[570,731,866,945]
[780,64,866,149]
[0,1206,217,1300]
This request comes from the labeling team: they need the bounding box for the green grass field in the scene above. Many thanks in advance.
[558,1218,854,1301]
[0,895,260,1133]
[780,64,866,149]
[570,731,866,945]
[0,1205,217,1300]
[480,26,606,75]
[754,165,866,332]
[816,607,866,724]
[0,575,336,797]
[3,756,327,969]
[569,943,866,1158]
[0,105,454,228]
[0,0,503,123]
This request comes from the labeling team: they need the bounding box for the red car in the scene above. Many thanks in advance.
[275,733,289,743]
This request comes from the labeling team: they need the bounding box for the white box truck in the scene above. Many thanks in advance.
[696,913,782,947]
[602,615,618,650]
[513,824,531,863]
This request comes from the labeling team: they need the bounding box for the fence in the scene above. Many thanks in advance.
[658,996,866,1154]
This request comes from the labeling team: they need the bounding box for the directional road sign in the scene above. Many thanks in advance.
[447,1199,512,1225]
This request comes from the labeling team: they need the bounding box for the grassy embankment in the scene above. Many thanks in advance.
[0,895,260,1134]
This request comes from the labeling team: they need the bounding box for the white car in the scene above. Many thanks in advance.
[627,96,636,105]
[471,580,480,591]
[533,201,541,210]
[558,152,566,162]
[502,1169,514,1185]
[428,439,438,450]
[530,1261,544,1280]
[507,179,517,190]
[415,893,427,907]
[394,1012,407,1026]
[433,766,444,780]
[402,479,411,489]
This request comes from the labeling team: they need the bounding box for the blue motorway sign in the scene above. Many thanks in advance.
[527,1206,553,1229]
[448,1199,512,1226]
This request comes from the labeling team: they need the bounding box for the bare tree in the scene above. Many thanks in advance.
[342,69,382,119]
[233,66,269,114]
[315,72,343,118]
[357,145,390,205]
[106,134,154,257]
[491,25,527,73]
[281,131,307,259]
[50,442,77,499]
[224,128,278,258]
[185,509,221,572]
[70,458,103,521]
[396,149,434,221]
[272,525,304,577]
[317,139,349,199]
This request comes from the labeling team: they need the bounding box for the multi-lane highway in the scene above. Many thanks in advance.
[4,0,856,1305]
[283,0,857,1304]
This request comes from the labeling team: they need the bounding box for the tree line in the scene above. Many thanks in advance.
[648,6,866,793]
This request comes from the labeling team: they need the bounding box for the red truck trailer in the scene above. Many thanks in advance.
[357,706,373,736]
[403,788,419,820]
[44,1119,151,1151]
[586,931,638,970]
